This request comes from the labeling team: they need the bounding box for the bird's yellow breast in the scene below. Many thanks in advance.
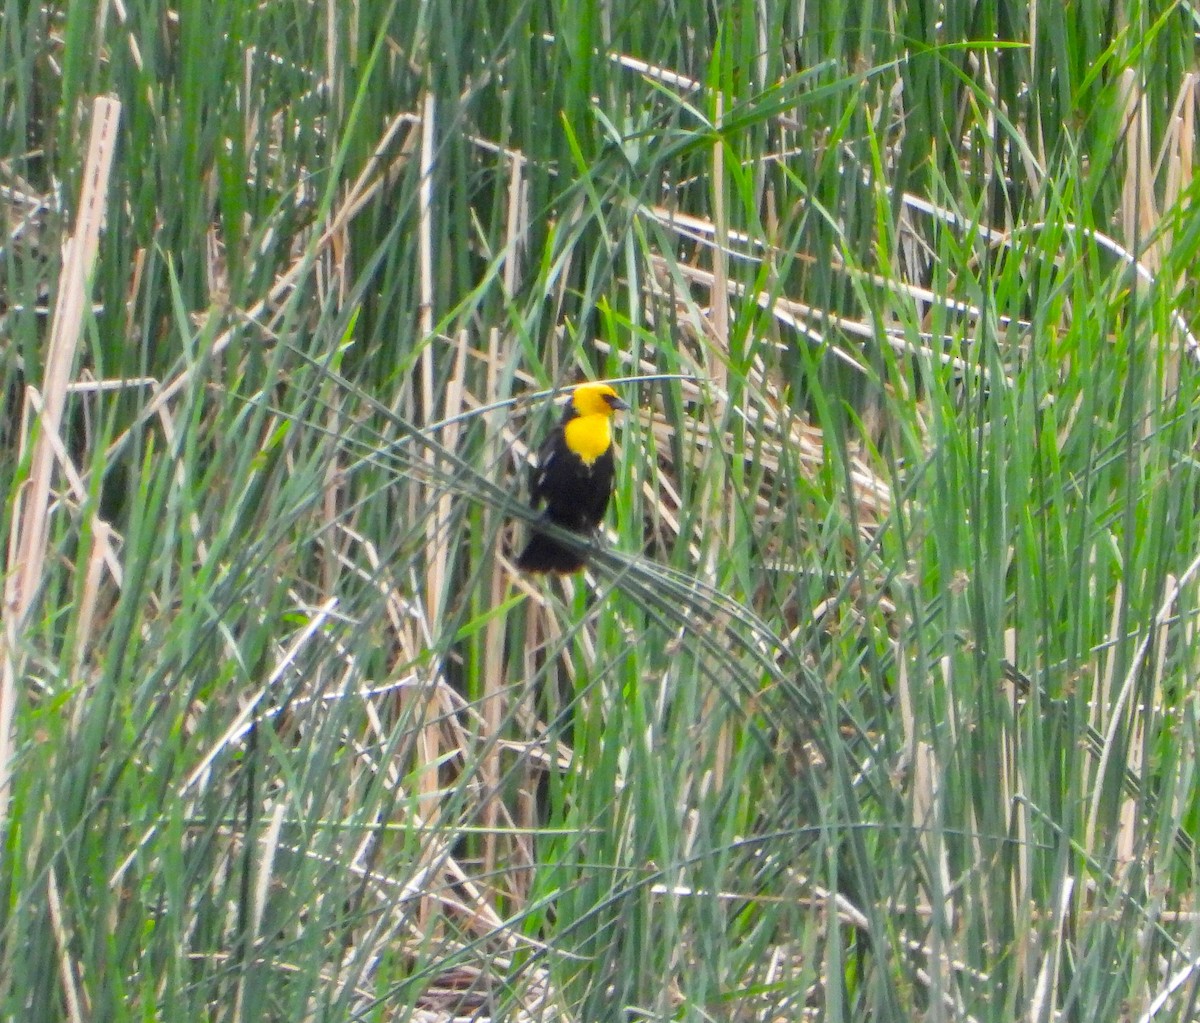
[563,414,613,466]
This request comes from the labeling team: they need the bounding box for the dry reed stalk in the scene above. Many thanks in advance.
[413,87,444,936]
[703,93,733,792]
[482,142,529,892]
[0,95,120,825]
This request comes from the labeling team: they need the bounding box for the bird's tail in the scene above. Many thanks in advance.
[515,528,585,573]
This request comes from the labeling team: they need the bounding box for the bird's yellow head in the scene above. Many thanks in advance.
[561,382,628,466]
[570,382,629,418]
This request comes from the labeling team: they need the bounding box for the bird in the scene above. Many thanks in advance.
[516,381,629,573]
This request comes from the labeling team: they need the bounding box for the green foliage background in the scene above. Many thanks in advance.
[4,1,1200,1019]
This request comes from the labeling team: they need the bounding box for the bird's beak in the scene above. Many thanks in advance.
[608,396,630,412]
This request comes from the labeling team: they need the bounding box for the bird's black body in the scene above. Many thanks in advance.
[533,406,617,528]
[516,385,626,573]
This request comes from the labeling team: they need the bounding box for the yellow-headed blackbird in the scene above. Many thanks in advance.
[516,382,629,573]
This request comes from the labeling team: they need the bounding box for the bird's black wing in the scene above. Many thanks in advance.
[583,448,616,525]
[528,425,565,508]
